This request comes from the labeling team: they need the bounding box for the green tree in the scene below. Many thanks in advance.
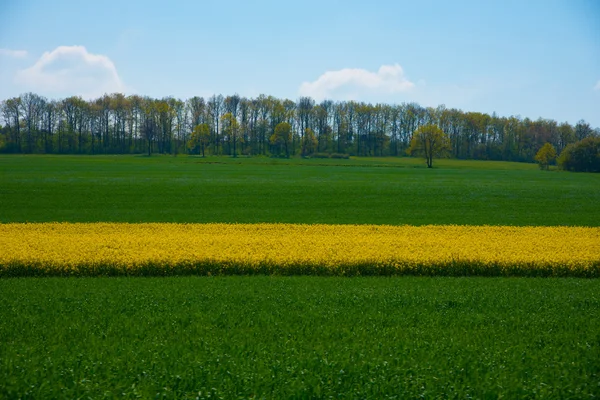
[141,100,157,156]
[301,128,317,156]
[188,123,211,156]
[558,137,600,172]
[270,122,292,157]
[534,143,557,170]
[0,126,5,151]
[408,124,450,168]
[221,112,241,157]
[575,120,593,141]
[557,122,575,153]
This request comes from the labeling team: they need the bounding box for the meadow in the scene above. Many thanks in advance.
[1,155,600,398]
[1,155,600,225]
[1,277,599,399]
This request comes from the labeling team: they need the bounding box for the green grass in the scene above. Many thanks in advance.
[1,277,599,399]
[1,155,599,225]
[2,155,599,398]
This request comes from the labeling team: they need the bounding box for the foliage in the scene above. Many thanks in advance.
[311,153,350,159]
[2,155,600,226]
[534,142,557,170]
[1,223,599,277]
[1,92,597,161]
[1,277,599,398]
[187,123,211,156]
[408,124,451,168]
[330,153,350,159]
[220,112,241,157]
[270,122,292,157]
[558,136,600,172]
[301,127,317,156]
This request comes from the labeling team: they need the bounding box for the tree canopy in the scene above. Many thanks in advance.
[188,123,211,156]
[1,92,598,168]
[270,122,292,157]
[408,124,451,168]
[558,137,600,172]
[534,143,557,170]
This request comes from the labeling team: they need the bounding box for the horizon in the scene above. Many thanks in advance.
[0,0,599,127]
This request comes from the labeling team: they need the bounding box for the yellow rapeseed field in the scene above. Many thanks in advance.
[1,223,598,277]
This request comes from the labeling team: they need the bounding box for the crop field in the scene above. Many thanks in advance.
[2,223,599,277]
[2,277,600,398]
[1,155,600,398]
[2,155,600,225]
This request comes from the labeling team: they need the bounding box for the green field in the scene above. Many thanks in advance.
[1,155,600,398]
[1,277,599,399]
[1,155,599,225]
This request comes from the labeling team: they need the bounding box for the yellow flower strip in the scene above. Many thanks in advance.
[1,223,599,277]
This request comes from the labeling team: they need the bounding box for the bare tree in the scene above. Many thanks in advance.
[20,93,45,153]
[208,95,224,154]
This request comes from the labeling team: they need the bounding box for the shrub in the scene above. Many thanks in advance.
[311,153,330,159]
[558,137,600,172]
[330,153,350,159]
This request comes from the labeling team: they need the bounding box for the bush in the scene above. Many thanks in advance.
[311,153,330,159]
[308,153,350,159]
[558,137,600,172]
[330,153,350,159]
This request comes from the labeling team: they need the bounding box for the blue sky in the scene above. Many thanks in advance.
[0,0,598,126]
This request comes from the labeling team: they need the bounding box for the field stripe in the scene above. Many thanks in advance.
[1,223,599,277]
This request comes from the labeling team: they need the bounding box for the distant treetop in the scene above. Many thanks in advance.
[0,92,598,166]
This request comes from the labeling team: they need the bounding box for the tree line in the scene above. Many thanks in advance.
[1,92,598,162]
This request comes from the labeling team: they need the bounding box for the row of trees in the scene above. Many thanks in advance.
[1,92,598,162]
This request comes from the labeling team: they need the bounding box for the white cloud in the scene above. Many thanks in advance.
[299,64,415,101]
[15,45,124,98]
[594,80,600,91]
[0,48,28,58]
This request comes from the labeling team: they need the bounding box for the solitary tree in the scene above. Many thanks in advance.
[534,142,557,170]
[408,124,450,168]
